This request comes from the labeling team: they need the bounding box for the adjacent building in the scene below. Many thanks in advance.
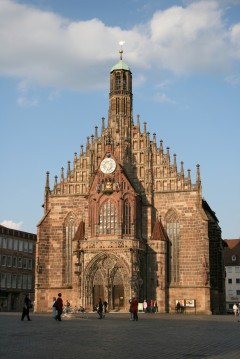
[0,225,36,311]
[223,239,240,312]
[35,48,225,314]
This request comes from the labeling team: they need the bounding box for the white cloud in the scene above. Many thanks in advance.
[16,79,39,107]
[154,92,176,104]
[225,73,240,85]
[0,0,239,90]
[1,220,23,230]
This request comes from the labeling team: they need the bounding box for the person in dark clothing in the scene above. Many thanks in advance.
[97,298,103,319]
[131,297,138,321]
[21,294,32,321]
[55,293,63,321]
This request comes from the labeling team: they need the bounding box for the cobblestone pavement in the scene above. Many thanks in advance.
[0,312,240,359]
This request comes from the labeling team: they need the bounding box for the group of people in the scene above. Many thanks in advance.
[143,299,158,313]
[23,293,156,322]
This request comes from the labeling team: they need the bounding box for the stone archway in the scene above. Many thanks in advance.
[84,252,130,310]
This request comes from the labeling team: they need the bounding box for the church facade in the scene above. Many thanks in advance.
[35,49,225,314]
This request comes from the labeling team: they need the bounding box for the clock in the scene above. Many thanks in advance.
[100,158,116,174]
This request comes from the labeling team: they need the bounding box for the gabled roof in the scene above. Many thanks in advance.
[223,239,240,266]
[74,220,85,241]
[151,219,168,241]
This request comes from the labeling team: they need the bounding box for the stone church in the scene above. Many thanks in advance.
[35,48,225,314]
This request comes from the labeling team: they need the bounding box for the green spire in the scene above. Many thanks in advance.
[111,42,131,72]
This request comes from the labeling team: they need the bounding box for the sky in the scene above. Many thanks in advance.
[0,0,240,239]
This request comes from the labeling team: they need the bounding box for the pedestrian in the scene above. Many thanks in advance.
[97,298,103,319]
[176,301,181,313]
[154,300,158,312]
[233,303,238,316]
[129,298,133,320]
[131,297,138,321]
[143,299,148,313]
[150,299,154,313]
[55,293,63,321]
[21,294,32,321]
[65,300,71,314]
[103,300,108,313]
[52,297,57,318]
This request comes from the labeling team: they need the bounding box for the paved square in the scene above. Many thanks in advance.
[0,312,240,358]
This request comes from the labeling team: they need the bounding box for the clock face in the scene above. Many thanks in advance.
[100,158,116,174]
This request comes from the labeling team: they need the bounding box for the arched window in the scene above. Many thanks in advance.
[115,72,121,91]
[65,213,77,285]
[122,73,126,90]
[123,200,131,235]
[166,210,179,284]
[99,200,117,235]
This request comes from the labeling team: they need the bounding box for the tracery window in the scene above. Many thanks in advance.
[166,210,179,284]
[65,213,77,285]
[123,201,131,235]
[99,200,117,235]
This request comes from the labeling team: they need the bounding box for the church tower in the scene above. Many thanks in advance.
[35,46,225,314]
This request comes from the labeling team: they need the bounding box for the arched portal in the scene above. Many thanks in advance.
[84,252,130,310]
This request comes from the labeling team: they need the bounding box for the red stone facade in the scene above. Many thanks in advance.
[35,50,225,314]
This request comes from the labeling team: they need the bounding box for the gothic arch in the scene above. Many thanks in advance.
[83,252,131,310]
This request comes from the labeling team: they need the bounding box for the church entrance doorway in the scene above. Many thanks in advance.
[93,285,104,307]
[113,284,124,309]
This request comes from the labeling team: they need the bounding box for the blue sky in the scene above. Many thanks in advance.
[0,0,239,239]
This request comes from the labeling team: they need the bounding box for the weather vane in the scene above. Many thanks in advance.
[119,40,125,60]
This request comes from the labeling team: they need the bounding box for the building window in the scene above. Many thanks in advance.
[232,255,237,261]
[22,275,28,289]
[12,274,17,289]
[17,275,22,289]
[6,274,11,288]
[115,72,121,91]
[14,239,18,251]
[227,267,232,273]
[28,242,33,253]
[19,240,23,251]
[7,256,12,267]
[27,275,32,289]
[64,213,77,286]
[8,238,13,250]
[23,258,27,269]
[0,236,2,248]
[166,209,179,284]
[3,237,7,249]
[123,201,131,235]
[236,278,240,284]
[2,255,6,266]
[235,267,240,273]
[13,257,17,267]
[99,200,117,235]
[18,257,22,268]
[228,278,232,284]
[28,259,32,270]
[23,241,28,252]
[1,273,6,288]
